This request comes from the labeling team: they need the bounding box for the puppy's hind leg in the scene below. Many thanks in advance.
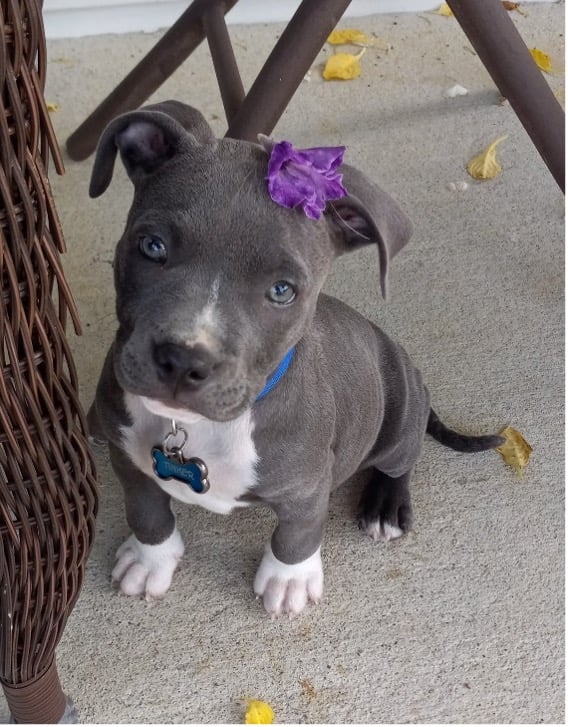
[357,470,412,542]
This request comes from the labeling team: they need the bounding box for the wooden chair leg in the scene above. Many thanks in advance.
[202,1,246,124]
[225,0,352,142]
[448,0,565,191]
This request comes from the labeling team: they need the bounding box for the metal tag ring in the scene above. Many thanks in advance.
[163,424,188,455]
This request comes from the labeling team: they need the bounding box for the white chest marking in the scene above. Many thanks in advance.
[121,393,258,514]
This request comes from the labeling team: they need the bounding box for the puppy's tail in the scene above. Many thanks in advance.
[426,409,505,453]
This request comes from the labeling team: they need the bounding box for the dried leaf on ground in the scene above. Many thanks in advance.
[496,426,533,477]
[466,135,508,180]
[327,28,370,45]
[434,3,454,16]
[327,28,391,51]
[502,1,527,14]
[322,49,365,80]
[529,47,552,73]
[245,700,274,724]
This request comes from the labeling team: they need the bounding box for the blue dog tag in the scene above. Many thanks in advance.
[152,447,210,494]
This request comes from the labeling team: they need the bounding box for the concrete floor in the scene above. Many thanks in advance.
[2,3,564,723]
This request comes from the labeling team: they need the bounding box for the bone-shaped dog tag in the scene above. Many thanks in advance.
[152,447,210,494]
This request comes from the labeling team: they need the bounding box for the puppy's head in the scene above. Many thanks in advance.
[90,101,412,421]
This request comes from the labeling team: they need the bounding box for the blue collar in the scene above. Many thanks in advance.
[255,348,295,402]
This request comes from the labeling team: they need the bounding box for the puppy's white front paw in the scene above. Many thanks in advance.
[253,546,323,618]
[111,529,184,600]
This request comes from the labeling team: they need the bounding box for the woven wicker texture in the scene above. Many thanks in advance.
[0,0,98,707]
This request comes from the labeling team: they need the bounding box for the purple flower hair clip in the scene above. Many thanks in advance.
[264,139,348,220]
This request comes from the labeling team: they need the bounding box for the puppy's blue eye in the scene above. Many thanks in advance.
[267,281,296,305]
[139,235,167,262]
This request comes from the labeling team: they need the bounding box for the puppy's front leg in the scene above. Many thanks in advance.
[109,444,184,600]
[254,506,327,619]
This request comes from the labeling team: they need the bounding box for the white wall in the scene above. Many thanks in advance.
[43,0,554,39]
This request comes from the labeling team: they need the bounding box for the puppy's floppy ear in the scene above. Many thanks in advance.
[141,100,216,145]
[89,101,215,198]
[324,164,413,300]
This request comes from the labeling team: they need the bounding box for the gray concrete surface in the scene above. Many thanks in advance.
[3,4,564,723]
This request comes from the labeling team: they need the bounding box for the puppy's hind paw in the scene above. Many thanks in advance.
[359,517,406,543]
[253,546,323,618]
[357,470,412,543]
[111,529,184,600]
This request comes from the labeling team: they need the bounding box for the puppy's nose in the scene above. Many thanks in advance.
[153,342,216,388]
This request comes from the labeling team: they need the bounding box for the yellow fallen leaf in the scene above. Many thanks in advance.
[327,29,390,50]
[322,49,365,81]
[466,135,508,180]
[530,47,552,73]
[245,700,274,724]
[502,0,528,13]
[327,28,370,46]
[46,102,59,113]
[434,3,454,16]
[496,426,533,477]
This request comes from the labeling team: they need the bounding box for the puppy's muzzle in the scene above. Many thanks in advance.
[153,341,219,391]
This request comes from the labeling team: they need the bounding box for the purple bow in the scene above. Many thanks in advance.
[266,141,348,220]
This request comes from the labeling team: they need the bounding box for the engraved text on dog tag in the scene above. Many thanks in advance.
[152,447,210,494]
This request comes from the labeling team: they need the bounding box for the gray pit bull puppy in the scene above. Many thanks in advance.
[88,101,503,617]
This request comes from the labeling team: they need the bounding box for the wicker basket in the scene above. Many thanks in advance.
[0,0,98,722]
